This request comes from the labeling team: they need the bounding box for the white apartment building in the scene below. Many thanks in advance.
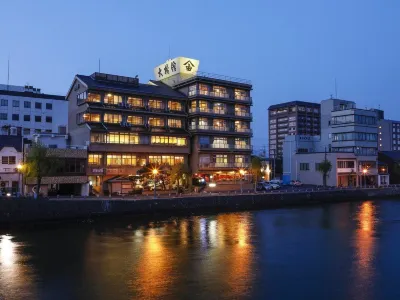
[0,84,67,137]
[0,136,23,195]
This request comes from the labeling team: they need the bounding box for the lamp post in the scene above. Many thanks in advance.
[17,164,23,196]
[239,169,245,194]
[362,168,367,188]
[152,169,158,198]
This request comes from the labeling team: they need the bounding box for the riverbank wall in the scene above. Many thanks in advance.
[1,188,400,225]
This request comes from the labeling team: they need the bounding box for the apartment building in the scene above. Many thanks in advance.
[0,84,67,137]
[378,119,400,151]
[283,99,384,187]
[268,101,320,158]
[174,73,253,180]
[66,72,190,195]
[0,136,23,195]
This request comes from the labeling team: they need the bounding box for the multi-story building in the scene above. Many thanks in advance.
[173,73,253,180]
[378,119,400,151]
[0,135,23,195]
[268,101,320,158]
[283,99,384,187]
[0,84,67,137]
[66,72,190,195]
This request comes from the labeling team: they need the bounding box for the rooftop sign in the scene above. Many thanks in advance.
[154,57,199,81]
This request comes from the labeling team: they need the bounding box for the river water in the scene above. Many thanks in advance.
[1,199,400,300]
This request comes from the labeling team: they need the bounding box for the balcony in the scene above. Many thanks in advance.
[235,128,252,133]
[188,108,226,115]
[234,111,252,118]
[188,90,252,104]
[199,144,252,151]
[189,125,229,132]
[199,162,250,169]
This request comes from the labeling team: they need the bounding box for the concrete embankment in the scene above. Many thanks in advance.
[1,188,400,225]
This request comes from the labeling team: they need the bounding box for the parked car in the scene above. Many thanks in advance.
[256,182,280,191]
[269,179,282,185]
[269,183,281,190]
[290,180,303,186]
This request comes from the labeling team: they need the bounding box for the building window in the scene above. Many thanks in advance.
[300,163,310,171]
[198,100,208,111]
[23,128,30,135]
[1,99,8,106]
[189,84,197,96]
[103,113,122,124]
[127,115,143,125]
[81,113,101,123]
[148,117,164,127]
[214,119,227,129]
[1,156,16,165]
[199,84,209,95]
[88,153,102,165]
[12,100,19,107]
[213,86,227,97]
[23,115,30,121]
[148,155,184,166]
[104,93,122,105]
[46,103,52,110]
[122,154,137,166]
[46,116,52,123]
[234,89,247,100]
[106,154,122,166]
[151,136,187,146]
[24,101,31,108]
[0,113,7,120]
[168,119,182,128]
[168,101,182,111]
[214,154,228,164]
[148,99,164,110]
[35,102,42,109]
[213,103,226,114]
[12,114,19,121]
[127,97,143,107]
[35,116,41,122]
[94,132,138,144]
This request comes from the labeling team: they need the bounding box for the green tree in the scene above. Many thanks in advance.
[23,142,61,198]
[170,163,191,193]
[317,159,332,187]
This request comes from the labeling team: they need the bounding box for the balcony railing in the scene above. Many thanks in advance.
[235,95,251,101]
[235,128,252,133]
[235,111,252,117]
[199,162,250,169]
[188,90,252,104]
[199,144,252,150]
[189,125,252,134]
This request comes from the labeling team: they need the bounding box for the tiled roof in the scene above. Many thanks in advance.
[76,75,187,99]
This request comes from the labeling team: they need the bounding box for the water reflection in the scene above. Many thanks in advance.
[351,201,377,300]
[0,235,15,267]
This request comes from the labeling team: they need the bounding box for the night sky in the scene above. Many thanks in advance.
[1,0,399,151]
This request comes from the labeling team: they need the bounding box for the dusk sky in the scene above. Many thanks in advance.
[1,0,399,151]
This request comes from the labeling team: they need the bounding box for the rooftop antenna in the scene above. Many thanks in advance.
[7,55,10,90]
[98,58,101,73]
[335,78,338,99]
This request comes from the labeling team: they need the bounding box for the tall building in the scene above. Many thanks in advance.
[66,72,190,195]
[0,84,67,137]
[378,119,400,151]
[268,101,320,158]
[173,73,253,180]
[283,99,384,186]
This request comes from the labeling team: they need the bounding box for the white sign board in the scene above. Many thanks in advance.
[154,57,200,80]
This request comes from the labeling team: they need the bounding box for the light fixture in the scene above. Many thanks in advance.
[152,169,158,175]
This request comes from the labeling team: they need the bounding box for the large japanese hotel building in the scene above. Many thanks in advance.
[66,57,252,193]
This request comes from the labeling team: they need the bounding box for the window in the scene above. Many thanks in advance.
[46,103,52,110]
[235,138,249,148]
[212,137,228,148]
[12,100,19,107]
[168,119,182,128]
[199,84,209,95]
[80,113,101,123]
[148,99,164,110]
[300,163,310,171]
[24,115,31,121]
[151,136,187,146]
[148,117,164,127]
[214,119,227,129]
[105,154,136,166]
[269,119,276,124]
[127,115,143,125]
[24,101,31,108]
[122,154,137,166]
[189,84,197,96]
[46,116,52,123]
[199,100,208,111]
[106,154,122,166]
[95,132,139,144]
[213,86,227,97]
[12,114,19,121]
[23,128,30,135]
[58,126,67,134]
[35,116,42,122]
[127,97,143,107]
[213,103,226,114]
[1,99,8,106]
[168,101,182,111]
[104,113,122,124]
[214,154,228,165]
[1,156,16,165]
[88,93,101,103]
[104,93,122,105]
[0,113,7,120]
[35,102,42,109]
[148,155,184,166]
[234,89,247,100]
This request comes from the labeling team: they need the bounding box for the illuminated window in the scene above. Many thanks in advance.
[168,119,182,128]
[148,99,164,110]
[148,117,164,127]
[214,154,228,164]
[168,101,182,111]
[234,89,247,100]
[122,154,137,166]
[104,93,122,105]
[127,115,143,125]
[88,93,101,103]
[199,84,209,95]
[151,136,187,146]
[213,103,226,114]
[149,155,184,165]
[83,113,101,122]
[107,154,122,165]
[199,101,208,111]
[90,133,106,143]
[191,101,197,109]
[104,113,122,124]
[213,86,227,97]
[127,97,143,107]
[213,119,226,129]
[199,118,208,126]
[212,137,228,148]
[88,154,102,165]
[106,132,139,144]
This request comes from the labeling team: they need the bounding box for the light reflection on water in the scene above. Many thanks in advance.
[2,200,400,299]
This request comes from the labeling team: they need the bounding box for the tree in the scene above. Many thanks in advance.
[317,159,332,187]
[23,142,61,198]
[170,163,191,193]
[251,156,262,189]
[1,125,10,135]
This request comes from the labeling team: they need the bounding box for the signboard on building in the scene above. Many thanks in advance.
[153,57,200,81]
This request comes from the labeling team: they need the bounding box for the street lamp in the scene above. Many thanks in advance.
[239,169,245,194]
[17,164,23,196]
[152,169,158,198]
[362,168,367,188]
